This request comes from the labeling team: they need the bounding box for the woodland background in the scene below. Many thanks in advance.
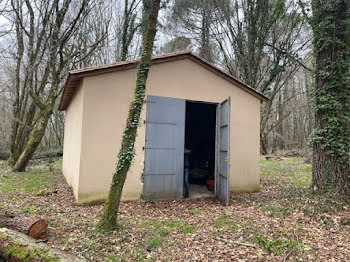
[0,0,349,260]
[0,0,314,162]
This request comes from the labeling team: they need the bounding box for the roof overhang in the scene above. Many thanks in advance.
[58,51,269,111]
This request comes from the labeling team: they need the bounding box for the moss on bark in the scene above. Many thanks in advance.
[0,228,84,261]
[0,232,60,262]
[11,106,53,172]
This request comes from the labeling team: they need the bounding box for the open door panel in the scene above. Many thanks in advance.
[216,97,230,205]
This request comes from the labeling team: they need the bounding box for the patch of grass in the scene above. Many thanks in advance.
[148,236,163,249]
[18,205,37,217]
[0,168,58,193]
[214,215,237,231]
[161,219,183,230]
[301,193,340,217]
[190,208,201,215]
[157,227,169,237]
[48,164,55,172]
[277,185,307,200]
[183,225,195,234]
[260,157,311,188]
[261,204,291,222]
[137,219,189,254]
[106,255,118,262]
[154,219,195,235]
[36,189,57,196]
[253,234,302,255]
[140,218,197,251]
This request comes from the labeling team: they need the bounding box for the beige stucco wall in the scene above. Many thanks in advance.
[62,80,84,200]
[63,58,261,204]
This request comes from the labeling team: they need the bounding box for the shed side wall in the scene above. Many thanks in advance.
[62,80,84,200]
[77,58,260,203]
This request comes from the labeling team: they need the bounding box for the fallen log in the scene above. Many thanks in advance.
[0,210,15,228]
[10,217,47,240]
[0,228,86,262]
[0,209,47,240]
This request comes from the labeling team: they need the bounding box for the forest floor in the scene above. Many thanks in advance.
[0,157,349,261]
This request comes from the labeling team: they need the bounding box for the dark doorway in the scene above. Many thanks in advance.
[184,101,216,198]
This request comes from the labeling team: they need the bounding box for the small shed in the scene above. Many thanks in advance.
[59,51,268,204]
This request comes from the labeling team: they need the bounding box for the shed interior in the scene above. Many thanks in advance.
[184,101,216,198]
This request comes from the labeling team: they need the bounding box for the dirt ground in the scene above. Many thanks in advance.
[0,157,349,261]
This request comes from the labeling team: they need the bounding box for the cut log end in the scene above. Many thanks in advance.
[28,219,47,239]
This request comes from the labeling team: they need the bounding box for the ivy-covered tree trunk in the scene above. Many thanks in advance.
[98,0,161,231]
[311,0,350,195]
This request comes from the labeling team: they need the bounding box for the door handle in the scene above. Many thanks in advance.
[224,157,229,163]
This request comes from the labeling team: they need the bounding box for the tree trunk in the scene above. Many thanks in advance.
[98,0,161,231]
[10,103,38,165]
[311,112,327,190]
[260,134,268,155]
[277,90,285,150]
[11,106,52,172]
[9,13,25,166]
[311,0,350,195]
[121,0,130,61]
[199,6,212,63]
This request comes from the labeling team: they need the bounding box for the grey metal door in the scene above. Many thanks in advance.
[143,95,185,200]
[216,97,230,205]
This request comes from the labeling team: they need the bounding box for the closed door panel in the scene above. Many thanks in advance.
[144,149,176,175]
[143,95,185,200]
[145,123,177,149]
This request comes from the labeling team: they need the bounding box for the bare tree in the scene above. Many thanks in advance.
[212,0,312,154]
[120,0,141,60]
[167,0,226,62]
[0,0,142,162]
[158,36,191,53]
[7,0,107,171]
